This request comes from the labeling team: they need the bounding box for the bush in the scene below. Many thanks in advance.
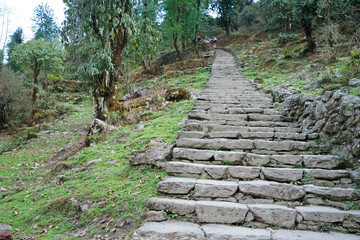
[54,103,75,116]
[0,67,32,129]
[38,98,55,110]
[278,33,299,44]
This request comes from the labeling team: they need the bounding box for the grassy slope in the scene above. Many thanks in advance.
[226,32,360,96]
[0,68,210,239]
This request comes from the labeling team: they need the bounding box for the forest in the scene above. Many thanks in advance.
[0,0,359,239]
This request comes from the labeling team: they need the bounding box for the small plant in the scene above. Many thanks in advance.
[290,180,302,185]
[344,201,359,210]
[295,163,305,169]
[278,33,299,44]
[302,173,315,183]
[166,211,179,220]
[301,197,309,205]
[244,222,252,228]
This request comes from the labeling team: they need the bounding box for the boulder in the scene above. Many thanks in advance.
[129,143,174,167]
[349,78,360,87]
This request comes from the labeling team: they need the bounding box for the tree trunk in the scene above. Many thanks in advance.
[32,65,40,111]
[225,25,230,37]
[173,33,182,60]
[92,87,106,121]
[302,19,316,53]
[32,79,38,107]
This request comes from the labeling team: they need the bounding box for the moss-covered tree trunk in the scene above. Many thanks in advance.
[302,19,316,53]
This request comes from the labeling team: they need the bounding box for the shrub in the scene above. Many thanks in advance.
[278,33,299,44]
[54,103,75,116]
[0,67,32,129]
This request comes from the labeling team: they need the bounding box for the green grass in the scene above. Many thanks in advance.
[143,68,210,89]
[229,36,359,96]
[0,66,205,239]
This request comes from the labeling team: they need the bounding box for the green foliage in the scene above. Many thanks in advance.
[6,27,24,72]
[260,0,292,31]
[212,0,236,35]
[32,3,59,41]
[144,68,210,89]
[278,33,299,44]
[0,94,193,238]
[0,67,31,129]
[63,0,137,118]
[11,39,66,79]
[124,0,162,70]
[11,39,66,106]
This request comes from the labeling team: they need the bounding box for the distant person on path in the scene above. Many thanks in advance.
[210,36,217,48]
[196,34,202,43]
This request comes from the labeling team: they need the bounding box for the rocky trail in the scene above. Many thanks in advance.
[131,50,360,239]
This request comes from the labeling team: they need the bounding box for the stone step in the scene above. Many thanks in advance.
[165,162,355,188]
[176,131,317,141]
[175,138,317,152]
[192,107,279,115]
[183,123,302,133]
[157,177,359,201]
[145,198,360,233]
[132,221,360,240]
[186,119,296,128]
[172,148,343,169]
[197,97,273,104]
[188,111,289,122]
[194,102,275,109]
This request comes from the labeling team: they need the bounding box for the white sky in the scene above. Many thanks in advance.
[0,0,66,44]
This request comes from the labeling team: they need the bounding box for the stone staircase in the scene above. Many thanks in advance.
[131,50,360,239]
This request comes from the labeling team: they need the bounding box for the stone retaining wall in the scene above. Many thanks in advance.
[269,87,360,167]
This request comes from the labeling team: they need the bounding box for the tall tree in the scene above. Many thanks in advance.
[213,0,236,36]
[32,3,59,41]
[163,0,184,59]
[63,0,133,120]
[292,0,319,53]
[131,0,162,70]
[260,0,292,31]
[163,0,206,58]
[7,27,24,72]
[10,39,66,109]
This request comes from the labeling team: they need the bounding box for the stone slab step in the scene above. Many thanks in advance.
[157,177,359,201]
[165,162,352,184]
[131,221,204,240]
[186,119,295,128]
[189,111,286,122]
[201,224,271,240]
[272,229,360,240]
[146,198,360,231]
[132,222,360,240]
[193,103,274,109]
[183,123,302,133]
[176,138,316,152]
[177,131,317,141]
[195,107,280,115]
[172,147,343,169]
